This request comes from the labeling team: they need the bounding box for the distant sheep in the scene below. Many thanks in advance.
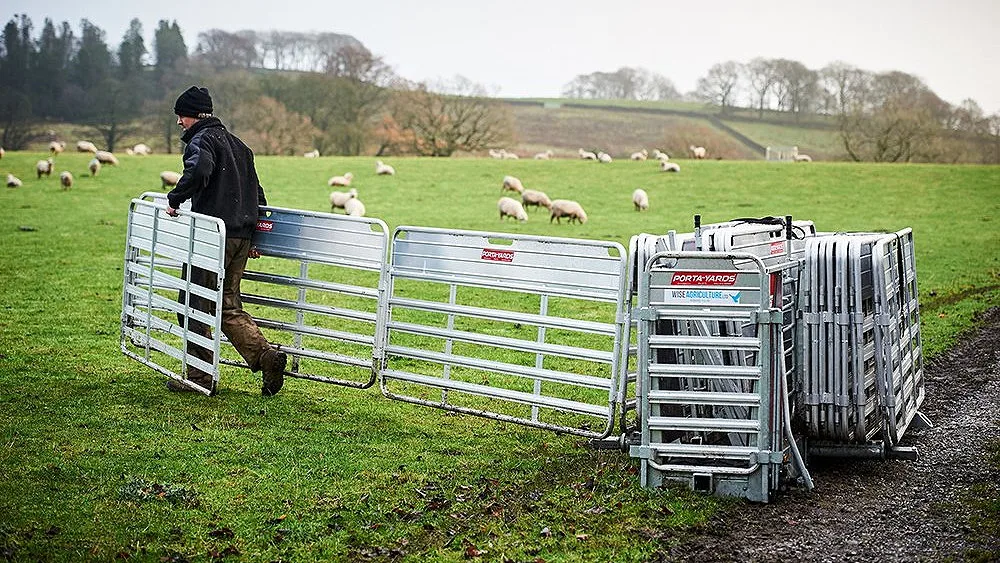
[375,160,395,175]
[689,145,707,159]
[328,172,354,187]
[0,146,5,159]
[498,196,528,222]
[304,149,320,158]
[95,150,119,165]
[132,143,152,156]
[795,154,813,162]
[77,140,98,153]
[344,198,366,217]
[60,171,73,190]
[501,175,525,194]
[660,161,681,173]
[36,158,54,178]
[578,148,598,161]
[632,188,649,211]
[160,171,181,189]
[488,148,505,159]
[329,188,358,211]
[49,141,66,155]
[630,149,648,161]
[521,189,552,211]
[549,199,588,224]
[88,158,101,176]
[533,150,554,160]
[597,151,613,163]
[652,149,668,160]
[502,151,519,160]
[6,173,21,187]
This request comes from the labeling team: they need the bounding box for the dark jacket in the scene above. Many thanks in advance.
[167,117,267,239]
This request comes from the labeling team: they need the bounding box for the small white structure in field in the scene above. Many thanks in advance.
[375,160,395,175]
[498,196,528,222]
[632,188,649,211]
[328,172,353,187]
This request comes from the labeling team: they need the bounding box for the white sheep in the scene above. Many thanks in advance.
[0,146,5,159]
[549,199,588,224]
[60,171,73,190]
[795,153,813,162]
[521,189,552,211]
[77,140,98,153]
[36,158,54,178]
[533,150,554,160]
[304,149,320,158]
[652,149,668,160]
[578,148,598,161]
[344,197,366,217]
[632,188,649,211]
[132,143,152,156]
[498,196,528,222]
[329,188,358,211]
[125,148,134,155]
[88,158,101,176]
[95,150,119,165]
[6,173,22,187]
[660,161,681,173]
[161,171,181,189]
[630,149,648,161]
[328,172,354,187]
[488,148,505,159]
[689,145,707,159]
[502,151,519,160]
[597,151,613,163]
[49,141,66,155]
[375,160,395,175]
[501,175,525,194]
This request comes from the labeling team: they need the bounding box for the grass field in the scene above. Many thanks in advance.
[1,150,998,561]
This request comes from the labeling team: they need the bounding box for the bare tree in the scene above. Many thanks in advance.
[745,58,778,118]
[695,61,741,113]
[562,67,680,101]
[820,62,871,116]
[229,95,321,155]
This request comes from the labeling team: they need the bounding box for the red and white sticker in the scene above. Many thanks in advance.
[769,240,786,255]
[256,220,274,232]
[481,248,514,262]
[670,271,738,286]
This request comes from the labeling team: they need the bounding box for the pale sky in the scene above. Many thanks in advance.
[9,0,1000,114]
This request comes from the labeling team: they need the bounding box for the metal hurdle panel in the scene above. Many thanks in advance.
[630,251,789,502]
[236,206,390,388]
[378,226,629,439]
[121,198,226,395]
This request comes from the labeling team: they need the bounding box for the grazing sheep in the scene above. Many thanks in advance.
[88,158,101,176]
[60,171,73,190]
[6,173,22,187]
[125,148,134,155]
[549,199,588,224]
[488,148,505,159]
[95,150,119,165]
[597,151,613,163]
[77,140,98,153]
[660,161,681,173]
[498,196,528,222]
[630,149,648,161]
[632,188,649,211]
[533,150,554,160]
[328,172,354,187]
[132,143,152,156]
[578,148,598,161]
[329,188,358,211]
[652,149,667,160]
[160,171,181,189]
[304,149,320,158]
[689,145,707,159]
[502,151,519,160]
[49,141,66,155]
[0,146,5,159]
[794,153,813,162]
[501,175,525,194]
[375,160,395,175]
[36,158,54,178]
[521,189,552,211]
[344,197,366,217]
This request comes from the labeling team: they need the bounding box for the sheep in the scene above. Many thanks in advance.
[660,161,681,173]
[632,188,649,211]
[6,173,21,188]
[328,172,354,187]
[597,151,613,163]
[795,153,813,162]
[329,188,358,211]
[132,143,152,156]
[578,148,598,160]
[88,158,101,176]
[652,149,667,160]
[502,151,519,160]
[304,149,320,158]
[95,150,119,165]
[521,189,552,211]
[488,148,505,159]
[49,141,66,155]
[125,148,134,155]
[533,150,554,160]
[77,140,98,153]
[375,160,395,175]
[36,158,54,178]
[501,175,524,194]
[344,197,366,217]
[0,146,5,159]
[160,171,181,189]
[549,199,588,224]
[60,171,73,190]
[498,196,528,222]
[630,149,648,161]
[689,145,707,159]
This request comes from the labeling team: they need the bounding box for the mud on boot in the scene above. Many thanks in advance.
[260,349,287,396]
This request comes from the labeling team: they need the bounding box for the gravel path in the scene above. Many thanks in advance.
[662,308,1000,562]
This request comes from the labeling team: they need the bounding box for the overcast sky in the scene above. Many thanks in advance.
[10,0,1000,114]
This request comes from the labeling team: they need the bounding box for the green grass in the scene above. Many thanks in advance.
[1,151,998,561]
[718,119,846,160]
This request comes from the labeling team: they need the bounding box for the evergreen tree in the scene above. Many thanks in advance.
[117,18,145,79]
[31,18,74,118]
[72,19,111,93]
[0,14,34,92]
[154,20,187,76]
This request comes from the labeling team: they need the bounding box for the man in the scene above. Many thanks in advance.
[165,85,286,396]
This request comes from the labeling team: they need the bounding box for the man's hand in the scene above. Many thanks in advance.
[249,246,261,259]
[166,206,179,217]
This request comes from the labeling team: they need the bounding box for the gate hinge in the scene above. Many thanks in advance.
[754,450,786,464]
[629,445,653,459]
[750,309,783,324]
[632,307,659,321]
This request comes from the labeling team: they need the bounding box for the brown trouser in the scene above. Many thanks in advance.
[178,238,271,379]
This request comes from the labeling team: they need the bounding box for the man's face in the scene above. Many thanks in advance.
[176,115,198,131]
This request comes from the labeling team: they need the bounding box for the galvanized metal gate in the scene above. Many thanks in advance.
[377,226,629,438]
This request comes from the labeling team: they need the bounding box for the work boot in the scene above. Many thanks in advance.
[166,372,216,396]
[260,349,287,396]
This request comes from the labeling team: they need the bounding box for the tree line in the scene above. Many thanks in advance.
[0,16,512,156]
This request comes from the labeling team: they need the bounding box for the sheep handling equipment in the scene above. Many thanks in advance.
[121,195,927,503]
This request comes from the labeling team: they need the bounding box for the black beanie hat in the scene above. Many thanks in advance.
[174,86,213,118]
